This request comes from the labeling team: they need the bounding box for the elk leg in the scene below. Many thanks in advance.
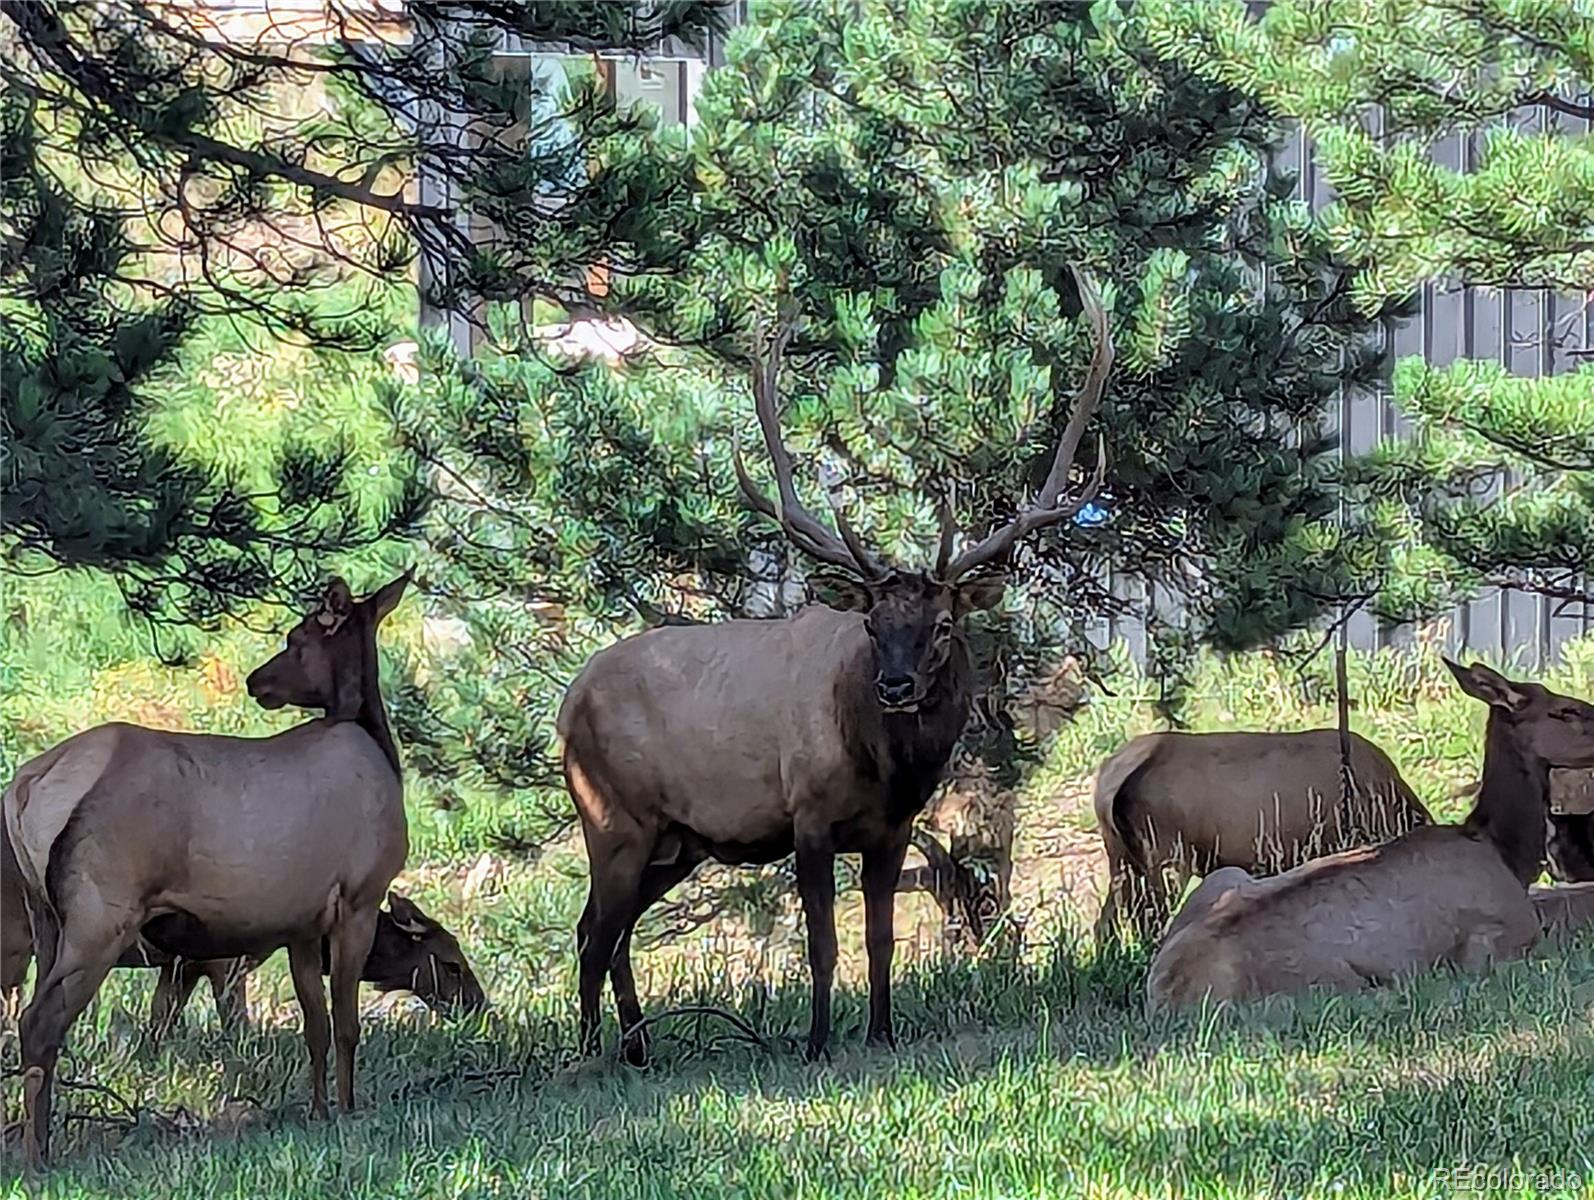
[207,958,251,1035]
[146,959,205,1047]
[1093,884,1122,947]
[861,831,911,1049]
[1093,829,1140,946]
[25,901,61,994]
[1126,865,1176,946]
[795,844,838,1062]
[19,924,128,1170]
[287,938,331,1118]
[610,854,703,1067]
[576,841,646,1059]
[329,907,378,1112]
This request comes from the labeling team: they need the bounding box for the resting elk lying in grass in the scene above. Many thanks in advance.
[3,573,412,1168]
[559,267,1113,1063]
[1147,660,1594,1012]
[3,819,484,1038]
[1093,729,1431,944]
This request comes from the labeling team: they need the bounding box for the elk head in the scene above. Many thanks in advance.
[1444,659,1594,769]
[246,570,413,716]
[733,265,1113,713]
[366,891,489,1016]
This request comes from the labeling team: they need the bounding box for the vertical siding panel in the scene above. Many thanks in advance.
[1546,94,1592,655]
[1503,281,1548,669]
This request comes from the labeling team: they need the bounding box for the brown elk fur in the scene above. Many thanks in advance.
[1147,661,1594,1012]
[4,573,411,1167]
[1094,729,1431,943]
[3,850,484,1038]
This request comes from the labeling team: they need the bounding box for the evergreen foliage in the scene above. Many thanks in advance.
[1142,0,1594,621]
[0,0,727,620]
[402,0,1396,825]
[1,86,422,623]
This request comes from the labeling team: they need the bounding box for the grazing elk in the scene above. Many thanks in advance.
[1093,729,1431,944]
[4,573,411,1168]
[559,267,1113,1063]
[1147,660,1594,1012]
[134,893,487,1039]
[4,819,484,1037]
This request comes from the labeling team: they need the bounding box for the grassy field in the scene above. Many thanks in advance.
[4,635,1594,1198]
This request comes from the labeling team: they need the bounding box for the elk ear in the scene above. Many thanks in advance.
[385,890,430,936]
[1443,658,1529,712]
[368,568,415,626]
[318,577,354,633]
[954,575,1007,618]
[807,572,873,613]
[324,578,354,612]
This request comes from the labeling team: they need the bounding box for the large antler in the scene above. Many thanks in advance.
[941,264,1113,582]
[732,315,890,581]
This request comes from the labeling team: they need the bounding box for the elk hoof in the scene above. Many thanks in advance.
[21,1066,47,1170]
[865,1029,897,1050]
[803,1039,831,1064]
[620,1035,649,1069]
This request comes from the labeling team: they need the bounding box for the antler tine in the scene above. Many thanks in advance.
[733,433,852,564]
[738,313,889,580]
[943,264,1113,582]
[827,490,888,581]
[934,487,956,578]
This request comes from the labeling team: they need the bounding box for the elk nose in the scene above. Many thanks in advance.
[876,675,916,706]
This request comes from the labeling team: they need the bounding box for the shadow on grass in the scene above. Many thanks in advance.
[7,931,1594,1198]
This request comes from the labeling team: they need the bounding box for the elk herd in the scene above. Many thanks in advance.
[5,265,1594,1169]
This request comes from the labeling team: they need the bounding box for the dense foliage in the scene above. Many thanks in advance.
[0,85,424,623]
[401,0,1397,841]
[0,0,725,620]
[1143,0,1594,621]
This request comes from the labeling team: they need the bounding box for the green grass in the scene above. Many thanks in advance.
[6,911,1594,1199]
[6,636,1594,1196]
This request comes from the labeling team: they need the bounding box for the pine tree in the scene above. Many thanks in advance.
[2,87,426,624]
[399,1,1396,872]
[0,0,728,620]
[1142,0,1594,621]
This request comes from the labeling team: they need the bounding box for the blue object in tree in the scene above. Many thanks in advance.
[1075,501,1110,527]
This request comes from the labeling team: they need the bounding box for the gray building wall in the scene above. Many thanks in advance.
[1096,106,1593,670]
[418,22,1590,666]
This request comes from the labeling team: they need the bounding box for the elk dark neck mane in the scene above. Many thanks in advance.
[838,633,974,825]
[1462,713,1547,885]
[332,629,402,777]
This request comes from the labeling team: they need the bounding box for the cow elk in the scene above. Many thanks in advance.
[559,267,1113,1063]
[3,573,412,1168]
[1147,661,1594,1012]
[4,824,485,1038]
[1093,729,1431,944]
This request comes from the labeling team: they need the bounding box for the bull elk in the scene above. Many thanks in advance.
[1147,660,1594,1012]
[3,812,485,1037]
[559,266,1113,1063]
[4,573,412,1168]
[1093,729,1431,944]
